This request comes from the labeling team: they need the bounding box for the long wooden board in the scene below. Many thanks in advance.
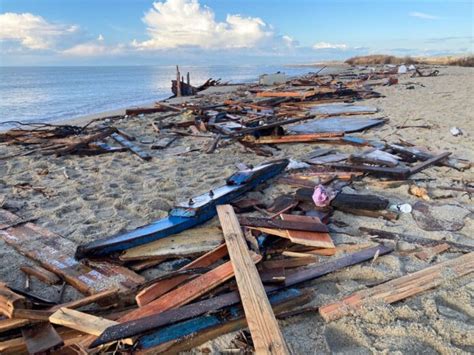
[217,205,289,354]
[0,209,144,296]
[319,252,474,321]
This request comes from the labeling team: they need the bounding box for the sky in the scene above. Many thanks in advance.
[0,0,472,66]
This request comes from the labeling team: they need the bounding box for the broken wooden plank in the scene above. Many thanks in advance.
[336,206,399,221]
[49,308,131,345]
[0,210,144,296]
[319,252,474,321]
[151,136,177,149]
[135,243,228,307]
[0,318,31,334]
[243,132,344,144]
[22,322,64,355]
[121,253,261,322]
[238,216,328,233]
[262,257,317,270]
[111,132,152,161]
[327,163,410,179]
[414,243,450,261]
[217,205,289,354]
[136,288,311,354]
[0,283,27,319]
[250,226,335,249]
[20,265,60,285]
[50,288,119,311]
[409,151,451,175]
[331,193,389,211]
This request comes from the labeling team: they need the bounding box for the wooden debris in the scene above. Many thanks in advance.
[414,243,450,261]
[243,132,344,144]
[135,243,228,307]
[0,283,27,319]
[22,322,64,354]
[238,216,328,233]
[319,252,474,321]
[0,209,144,296]
[111,132,152,161]
[217,205,289,354]
[20,265,60,285]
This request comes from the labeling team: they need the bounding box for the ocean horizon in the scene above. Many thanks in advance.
[0,64,314,127]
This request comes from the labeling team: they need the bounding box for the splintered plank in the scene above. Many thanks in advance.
[245,132,344,144]
[135,243,228,307]
[111,132,152,161]
[120,226,223,261]
[22,322,64,354]
[0,283,27,319]
[49,308,131,345]
[0,209,144,296]
[409,151,451,175]
[319,252,474,322]
[217,205,289,355]
[120,252,261,323]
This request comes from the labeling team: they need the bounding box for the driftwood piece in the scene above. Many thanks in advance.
[111,132,152,161]
[0,283,27,318]
[238,216,328,233]
[217,205,289,354]
[20,265,60,285]
[319,252,474,321]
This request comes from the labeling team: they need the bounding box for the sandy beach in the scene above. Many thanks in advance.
[1,65,473,353]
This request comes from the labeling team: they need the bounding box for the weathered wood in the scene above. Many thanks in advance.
[262,257,317,270]
[244,132,344,144]
[250,226,335,249]
[135,243,228,307]
[331,193,389,211]
[238,216,328,233]
[0,283,27,318]
[0,318,31,334]
[20,265,60,285]
[409,151,451,175]
[327,163,411,179]
[217,205,289,354]
[121,253,261,322]
[49,308,132,345]
[22,322,64,354]
[336,206,399,221]
[93,246,391,348]
[120,226,223,261]
[136,289,311,354]
[319,252,474,321]
[111,132,152,161]
[0,210,144,296]
[415,244,450,261]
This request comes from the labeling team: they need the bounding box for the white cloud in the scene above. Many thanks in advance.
[0,12,79,50]
[97,34,104,41]
[62,42,124,57]
[313,42,348,50]
[409,12,439,20]
[132,0,273,50]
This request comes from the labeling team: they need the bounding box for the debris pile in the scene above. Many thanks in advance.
[0,65,472,354]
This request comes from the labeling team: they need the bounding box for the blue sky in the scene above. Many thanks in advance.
[0,0,472,65]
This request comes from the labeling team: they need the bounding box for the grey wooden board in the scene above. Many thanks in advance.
[307,153,349,165]
[309,103,378,115]
[288,116,385,134]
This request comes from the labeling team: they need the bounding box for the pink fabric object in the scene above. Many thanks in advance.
[312,185,332,207]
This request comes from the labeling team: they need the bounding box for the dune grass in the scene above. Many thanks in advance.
[345,54,474,67]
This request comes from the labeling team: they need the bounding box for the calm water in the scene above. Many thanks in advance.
[0,65,313,126]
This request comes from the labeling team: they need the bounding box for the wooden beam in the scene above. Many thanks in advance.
[0,283,27,319]
[135,243,228,307]
[111,132,152,161]
[409,151,451,175]
[238,216,328,233]
[217,205,289,354]
[319,252,474,322]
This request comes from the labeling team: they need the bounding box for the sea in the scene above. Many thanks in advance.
[0,65,315,127]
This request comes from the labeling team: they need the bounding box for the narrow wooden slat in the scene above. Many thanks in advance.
[409,152,451,175]
[135,243,228,307]
[121,251,261,322]
[0,284,27,318]
[217,205,289,355]
[111,132,152,161]
[319,252,474,322]
[238,216,328,233]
